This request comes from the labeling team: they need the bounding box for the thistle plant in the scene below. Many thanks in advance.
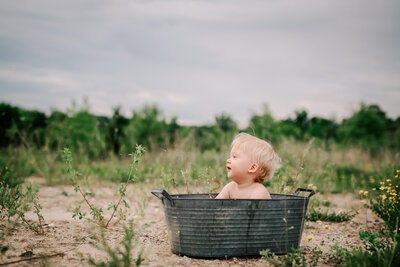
[62,145,145,228]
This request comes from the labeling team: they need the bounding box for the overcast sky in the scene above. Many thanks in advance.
[0,0,399,127]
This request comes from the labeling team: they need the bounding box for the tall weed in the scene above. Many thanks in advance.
[87,220,142,267]
[62,145,145,228]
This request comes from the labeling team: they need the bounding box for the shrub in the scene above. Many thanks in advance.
[328,230,400,267]
[0,174,44,234]
[369,169,400,232]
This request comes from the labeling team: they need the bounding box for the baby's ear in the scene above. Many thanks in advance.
[248,163,259,173]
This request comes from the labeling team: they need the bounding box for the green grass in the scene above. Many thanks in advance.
[306,208,356,222]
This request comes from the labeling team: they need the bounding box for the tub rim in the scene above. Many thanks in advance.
[152,188,315,207]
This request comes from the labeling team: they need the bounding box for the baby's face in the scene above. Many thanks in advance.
[226,145,253,184]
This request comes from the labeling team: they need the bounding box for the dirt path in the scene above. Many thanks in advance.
[0,181,383,266]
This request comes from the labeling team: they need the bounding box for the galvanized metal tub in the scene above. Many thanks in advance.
[152,188,315,258]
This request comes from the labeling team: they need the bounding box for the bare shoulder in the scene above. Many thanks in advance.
[251,183,271,199]
[215,182,236,199]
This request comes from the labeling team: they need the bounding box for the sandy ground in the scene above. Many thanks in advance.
[0,178,383,266]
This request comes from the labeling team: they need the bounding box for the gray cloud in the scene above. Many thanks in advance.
[0,0,399,127]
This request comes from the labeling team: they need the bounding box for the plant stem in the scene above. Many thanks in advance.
[0,252,64,266]
[105,156,135,228]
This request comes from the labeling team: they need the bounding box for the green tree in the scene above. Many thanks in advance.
[123,104,167,151]
[193,125,220,151]
[107,107,129,155]
[215,113,237,132]
[307,116,337,140]
[337,104,389,153]
[246,105,282,145]
[293,109,310,140]
[18,109,47,147]
[276,119,302,140]
[0,103,21,147]
[46,110,69,151]
[166,117,180,147]
[66,110,107,159]
[388,117,400,151]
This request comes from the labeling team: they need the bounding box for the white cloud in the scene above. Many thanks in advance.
[0,67,77,89]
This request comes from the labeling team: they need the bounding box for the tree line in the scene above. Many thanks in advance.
[1,101,399,158]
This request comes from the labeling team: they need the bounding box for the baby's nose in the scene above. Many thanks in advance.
[226,158,231,164]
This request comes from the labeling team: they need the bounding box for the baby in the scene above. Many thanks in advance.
[216,133,281,199]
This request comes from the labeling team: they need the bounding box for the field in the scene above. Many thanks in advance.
[1,140,399,266]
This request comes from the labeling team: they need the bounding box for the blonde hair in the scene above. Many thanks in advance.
[231,133,281,183]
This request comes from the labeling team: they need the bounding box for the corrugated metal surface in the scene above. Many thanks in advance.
[152,189,314,258]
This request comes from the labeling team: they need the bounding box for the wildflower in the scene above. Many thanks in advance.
[372,188,376,191]
[363,191,368,197]
[357,209,361,214]
[306,236,313,242]
[312,185,317,192]
[361,200,366,204]
[359,190,364,194]
[381,195,387,201]
[323,225,330,230]
[386,179,392,182]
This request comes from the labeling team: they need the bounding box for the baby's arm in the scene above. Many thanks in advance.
[215,182,234,199]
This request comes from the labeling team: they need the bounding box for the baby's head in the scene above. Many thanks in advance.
[231,133,281,183]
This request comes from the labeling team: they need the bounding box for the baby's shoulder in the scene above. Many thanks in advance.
[224,181,236,190]
[251,183,271,199]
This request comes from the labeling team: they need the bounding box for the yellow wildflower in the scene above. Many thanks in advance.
[363,191,368,196]
[359,190,364,194]
[361,200,366,204]
[357,209,361,214]
[381,195,387,201]
[306,236,313,242]
[312,186,317,192]
[323,225,330,230]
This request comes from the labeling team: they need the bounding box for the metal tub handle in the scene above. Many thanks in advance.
[293,188,315,198]
[151,189,174,206]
